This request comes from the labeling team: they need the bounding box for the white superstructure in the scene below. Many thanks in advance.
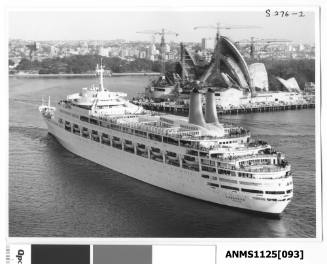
[39,64,293,214]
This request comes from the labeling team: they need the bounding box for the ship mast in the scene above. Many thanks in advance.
[96,59,105,91]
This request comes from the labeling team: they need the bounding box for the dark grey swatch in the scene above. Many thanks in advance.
[93,245,152,264]
[32,245,90,264]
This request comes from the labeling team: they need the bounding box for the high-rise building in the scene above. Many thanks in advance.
[201,38,207,50]
[139,51,146,59]
[98,47,111,57]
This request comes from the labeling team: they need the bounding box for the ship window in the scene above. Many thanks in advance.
[148,133,162,142]
[265,191,285,195]
[201,175,210,179]
[182,163,199,172]
[218,169,231,175]
[202,166,216,173]
[122,127,134,134]
[210,153,223,159]
[180,140,192,148]
[90,118,98,125]
[241,188,263,194]
[186,150,198,156]
[166,151,177,157]
[135,129,147,138]
[183,155,196,162]
[208,183,219,188]
[155,88,166,92]
[239,181,260,186]
[100,121,109,128]
[219,178,237,184]
[110,123,121,131]
[221,185,239,191]
[199,151,209,157]
[80,116,89,122]
[163,136,179,146]
[286,189,293,193]
[201,159,210,165]
[201,159,215,166]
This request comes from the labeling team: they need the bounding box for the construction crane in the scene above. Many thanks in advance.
[136,28,179,75]
[194,23,260,74]
[235,37,291,59]
[25,42,38,60]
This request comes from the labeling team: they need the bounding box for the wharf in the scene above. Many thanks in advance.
[133,101,315,115]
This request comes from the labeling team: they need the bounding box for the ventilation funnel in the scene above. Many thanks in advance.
[188,88,206,127]
[205,88,219,124]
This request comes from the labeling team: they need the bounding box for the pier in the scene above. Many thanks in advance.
[133,101,315,115]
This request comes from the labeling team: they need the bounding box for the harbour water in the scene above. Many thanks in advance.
[9,76,316,238]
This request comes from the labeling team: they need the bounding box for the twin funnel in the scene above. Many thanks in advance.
[188,88,219,126]
[205,88,219,124]
[188,88,206,127]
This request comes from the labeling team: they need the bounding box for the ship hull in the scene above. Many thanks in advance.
[45,118,289,215]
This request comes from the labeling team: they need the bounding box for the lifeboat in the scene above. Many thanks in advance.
[182,155,198,165]
[166,152,179,161]
[112,137,121,144]
[124,140,134,148]
[150,148,163,161]
[72,125,80,134]
[82,128,89,137]
[91,134,100,142]
[124,140,134,153]
[136,144,147,153]
[101,137,110,145]
[64,122,71,131]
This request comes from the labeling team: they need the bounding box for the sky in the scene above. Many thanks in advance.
[8,10,316,45]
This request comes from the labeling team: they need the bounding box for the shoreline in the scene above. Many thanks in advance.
[9,72,160,77]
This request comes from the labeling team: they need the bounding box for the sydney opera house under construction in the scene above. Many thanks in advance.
[143,31,307,109]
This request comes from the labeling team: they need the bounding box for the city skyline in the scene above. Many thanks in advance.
[9,10,315,45]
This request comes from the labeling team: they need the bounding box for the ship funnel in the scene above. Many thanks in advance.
[188,88,206,127]
[205,88,219,124]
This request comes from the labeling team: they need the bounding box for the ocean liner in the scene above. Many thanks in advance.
[39,64,293,214]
